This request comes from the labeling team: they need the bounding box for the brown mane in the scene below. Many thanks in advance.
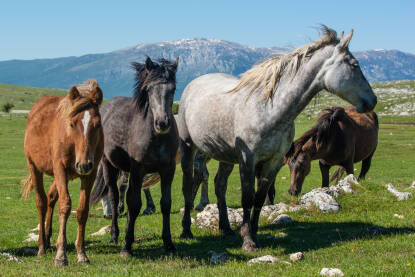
[229,25,339,100]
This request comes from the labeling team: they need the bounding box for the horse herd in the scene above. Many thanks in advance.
[21,26,378,266]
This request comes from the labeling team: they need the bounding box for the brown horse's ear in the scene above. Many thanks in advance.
[284,142,295,164]
[68,86,80,103]
[91,87,103,106]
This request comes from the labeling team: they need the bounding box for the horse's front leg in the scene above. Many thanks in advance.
[75,172,96,264]
[180,140,195,239]
[159,162,176,253]
[118,171,129,215]
[238,152,257,252]
[53,165,71,266]
[319,161,331,187]
[120,161,144,257]
[102,158,120,244]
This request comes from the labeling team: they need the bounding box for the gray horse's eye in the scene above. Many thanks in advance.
[350,59,359,67]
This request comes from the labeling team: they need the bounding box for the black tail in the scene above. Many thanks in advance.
[90,163,108,205]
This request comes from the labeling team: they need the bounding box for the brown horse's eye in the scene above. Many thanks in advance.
[70,122,74,129]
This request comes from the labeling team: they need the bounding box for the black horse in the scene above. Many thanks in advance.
[90,57,179,256]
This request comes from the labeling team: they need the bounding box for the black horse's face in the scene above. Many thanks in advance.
[148,82,176,134]
[287,152,311,196]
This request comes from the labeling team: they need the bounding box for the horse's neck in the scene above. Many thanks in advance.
[263,48,332,125]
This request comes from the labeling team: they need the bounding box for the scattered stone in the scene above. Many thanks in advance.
[5,196,11,200]
[289,252,304,262]
[300,189,340,212]
[281,176,287,180]
[333,174,357,195]
[208,251,227,265]
[180,207,185,214]
[191,217,195,225]
[196,204,242,229]
[23,233,39,242]
[248,255,291,265]
[90,225,111,236]
[289,206,304,212]
[71,210,77,214]
[410,181,415,188]
[261,203,289,218]
[320,268,344,276]
[394,214,404,219]
[1,252,23,263]
[386,183,412,201]
[30,224,40,232]
[271,214,293,226]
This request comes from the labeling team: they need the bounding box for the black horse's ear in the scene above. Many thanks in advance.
[145,56,154,71]
[172,57,179,71]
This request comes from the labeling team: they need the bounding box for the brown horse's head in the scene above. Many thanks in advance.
[59,80,103,175]
[285,140,312,196]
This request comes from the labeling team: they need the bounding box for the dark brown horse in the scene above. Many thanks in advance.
[285,106,378,196]
[22,80,104,266]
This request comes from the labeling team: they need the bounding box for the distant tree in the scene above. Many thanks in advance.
[2,102,15,119]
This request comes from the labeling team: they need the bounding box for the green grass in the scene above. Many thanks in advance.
[1,82,415,276]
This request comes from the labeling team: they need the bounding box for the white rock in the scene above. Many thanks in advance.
[208,251,227,265]
[23,233,39,242]
[394,213,404,219]
[196,204,242,229]
[180,207,185,214]
[320,267,344,276]
[90,225,111,236]
[289,252,304,262]
[191,217,195,225]
[30,224,40,232]
[1,252,23,263]
[410,181,415,188]
[289,206,304,212]
[300,189,340,212]
[248,255,291,265]
[260,203,289,218]
[271,214,293,226]
[5,196,11,200]
[386,184,412,201]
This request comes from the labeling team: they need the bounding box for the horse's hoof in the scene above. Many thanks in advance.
[77,254,90,264]
[37,248,46,257]
[54,257,69,266]
[142,208,154,215]
[120,250,132,258]
[180,230,194,239]
[242,240,259,252]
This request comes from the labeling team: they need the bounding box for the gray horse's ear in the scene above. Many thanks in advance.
[339,31,344,40]
[338,29,353,50]
[173,57,179,70]
[145,56,154,71]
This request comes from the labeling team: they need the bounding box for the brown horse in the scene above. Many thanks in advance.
[285,106,378,196]
[22,80,104,266]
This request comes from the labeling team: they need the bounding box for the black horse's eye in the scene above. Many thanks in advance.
[70,122,74,128]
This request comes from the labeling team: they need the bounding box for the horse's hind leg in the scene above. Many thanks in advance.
[120,161,144,257]
[102,158,120,244]
[75,173,96,264]
[180,139,196,239]
[214,162,235,237]
[194,153,210,211]
[159,162,176,253]
[118,171,128,215]
[142,188,156,215]
[265,181,275,205]
[28,164,47,256]
[45,181,58,249]
[359,152,374,180]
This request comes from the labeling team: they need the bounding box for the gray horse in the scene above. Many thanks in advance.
[178,26,377,252]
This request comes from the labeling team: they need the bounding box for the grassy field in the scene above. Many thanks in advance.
[1,82,415,276]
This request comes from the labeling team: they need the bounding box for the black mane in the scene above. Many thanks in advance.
[131,57,177,111]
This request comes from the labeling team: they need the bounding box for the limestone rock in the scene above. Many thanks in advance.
[1,252,23,263]
[300,189,340,212]
[271,214,293,226]
[23,233,38,243]
[320,268,344,276]
[90,225,111,236]
[248,255,291,265]
[289,252,304,262]
[208,251,227,265]
[386,183,412,201]
[196,204,242,229]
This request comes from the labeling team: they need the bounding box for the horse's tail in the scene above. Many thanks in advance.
[21,174,33,200]
[90,163,108,205]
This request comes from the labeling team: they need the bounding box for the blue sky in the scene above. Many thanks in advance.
[1,0,414,61]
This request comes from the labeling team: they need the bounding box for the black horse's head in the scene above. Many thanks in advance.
[131,56,179,134]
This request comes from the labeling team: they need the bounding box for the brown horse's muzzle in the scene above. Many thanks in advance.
[288,186,300,196]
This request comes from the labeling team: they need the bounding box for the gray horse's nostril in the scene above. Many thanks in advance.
[157,120,170,131]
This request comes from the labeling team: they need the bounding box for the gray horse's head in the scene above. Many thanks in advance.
[131,57,179,134]
[320,30,377,113]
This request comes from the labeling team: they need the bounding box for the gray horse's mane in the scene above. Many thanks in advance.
[229,25,339,100]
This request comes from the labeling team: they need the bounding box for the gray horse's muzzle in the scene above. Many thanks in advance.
[356,94,377,113]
